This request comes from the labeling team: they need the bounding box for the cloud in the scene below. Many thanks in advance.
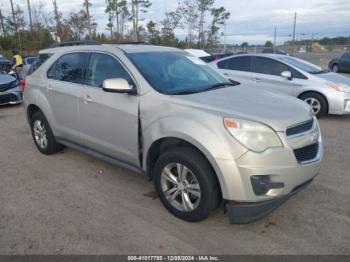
[1,0,349,44]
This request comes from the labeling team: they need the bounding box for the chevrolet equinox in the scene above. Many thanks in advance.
[24,43,323,223]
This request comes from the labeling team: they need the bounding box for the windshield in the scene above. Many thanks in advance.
[127,51,233,94]
[280,56,326,74]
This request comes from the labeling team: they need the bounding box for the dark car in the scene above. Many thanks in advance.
[200,52,234,63]
[0,74,23,106]
[329,53,350,73]
[262,48,288,55]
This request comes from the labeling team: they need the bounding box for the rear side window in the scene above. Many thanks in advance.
[28,54,52,75]
[47,53,88,83]
[86,53,134,88]
[217,56,252,72]
[251,57,289,76]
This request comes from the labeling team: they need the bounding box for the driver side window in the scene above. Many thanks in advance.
[87,53,134,88]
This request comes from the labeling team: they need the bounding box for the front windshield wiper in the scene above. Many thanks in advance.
[168,81,238,95]
[200,82,237,92]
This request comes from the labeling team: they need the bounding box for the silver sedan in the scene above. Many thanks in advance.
[210,54,350,117]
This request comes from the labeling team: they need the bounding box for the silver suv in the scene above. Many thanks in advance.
[24,43,323,223]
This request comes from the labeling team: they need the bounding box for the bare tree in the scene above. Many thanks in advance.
[178,0,199,47]
[106,0,128,41]
[9,0,22,51]
[27,0,33,32]
[52,0,62,41]
[197,0,214,47]
[84,0,92,37]
[0,8,6,36]
[66,10,89,40]
[207,6,230,47]
[130,0,152,41]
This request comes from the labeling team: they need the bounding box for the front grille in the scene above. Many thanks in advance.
[0,80,19,92]
[0,93,18,105]
[286,119,314,136]
[294,143,319,163]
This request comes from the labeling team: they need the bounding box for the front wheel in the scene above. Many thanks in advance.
[332,64,339,73]
[300,93,328,118]
[153,147,220,222]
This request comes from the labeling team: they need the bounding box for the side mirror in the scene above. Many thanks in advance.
[102,78,136,94]
[281,71,293,81]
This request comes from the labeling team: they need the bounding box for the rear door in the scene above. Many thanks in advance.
[46,52,88,141]
[216,56,255,84]
[340,53,350,71]
[78,52,140,167]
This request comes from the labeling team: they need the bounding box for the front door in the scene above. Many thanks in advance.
[78,52,140,167]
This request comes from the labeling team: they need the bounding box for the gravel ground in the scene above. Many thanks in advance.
[0,104,349,255]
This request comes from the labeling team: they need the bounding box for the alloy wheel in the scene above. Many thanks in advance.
[160,163,201,212]
[33,120,48,149]
[304,97,321,115]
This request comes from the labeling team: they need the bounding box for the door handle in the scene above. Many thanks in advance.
[47,84,53,91]
[253,78,261,83]
[223,73,229,76]
[84,95,93,104]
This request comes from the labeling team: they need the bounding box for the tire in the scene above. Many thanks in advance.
[30,111,64,155]
[332,64,339,73]
[300,92,328,118]
[153,147,220,222]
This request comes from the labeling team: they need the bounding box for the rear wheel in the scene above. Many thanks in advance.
[153,147,220,222]
[332,64,339,73]
[30,111,64,154]
[300,92,328,118]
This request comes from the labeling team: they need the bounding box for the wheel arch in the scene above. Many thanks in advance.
[297,90,329,114]
[145,136,223,197]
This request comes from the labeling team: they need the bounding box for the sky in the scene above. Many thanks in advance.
[1,0,350,45]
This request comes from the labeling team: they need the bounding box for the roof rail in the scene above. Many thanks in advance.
[49,40,100,48]
[117,41,148,45]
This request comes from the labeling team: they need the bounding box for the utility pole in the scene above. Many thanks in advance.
[10,0,22,52]
[0,8,6,36]
[274,27,277,54]
[27,0,33,33]
[224,18,227,50]
[292,12,297,43]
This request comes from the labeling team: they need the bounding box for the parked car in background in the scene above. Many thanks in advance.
[329,53,350,73]
[184,49,211,58]
[199,52,234,63]
[0,54,8,62]
[24,42,322,223]
[210,54,350,117]
[262,48,289,55]
[0,74,22,105]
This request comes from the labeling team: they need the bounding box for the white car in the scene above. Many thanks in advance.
[210,54,350,117]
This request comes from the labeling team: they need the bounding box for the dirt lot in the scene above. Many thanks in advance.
[0,104,349,255]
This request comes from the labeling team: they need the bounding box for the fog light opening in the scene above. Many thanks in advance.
[250,175,284,196]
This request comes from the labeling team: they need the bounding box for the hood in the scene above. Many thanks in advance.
[0,74,16,85]
[315,72,350,86]
[170,84,313,132]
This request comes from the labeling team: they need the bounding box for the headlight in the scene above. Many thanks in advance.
[327,83,350,93]
[224,118,282,152]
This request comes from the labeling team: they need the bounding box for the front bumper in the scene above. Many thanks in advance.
[327,91,350,115]
[226,178,313,224]
[0,90,23,106]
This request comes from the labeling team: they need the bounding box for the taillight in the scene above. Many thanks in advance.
[20,80,26,92]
